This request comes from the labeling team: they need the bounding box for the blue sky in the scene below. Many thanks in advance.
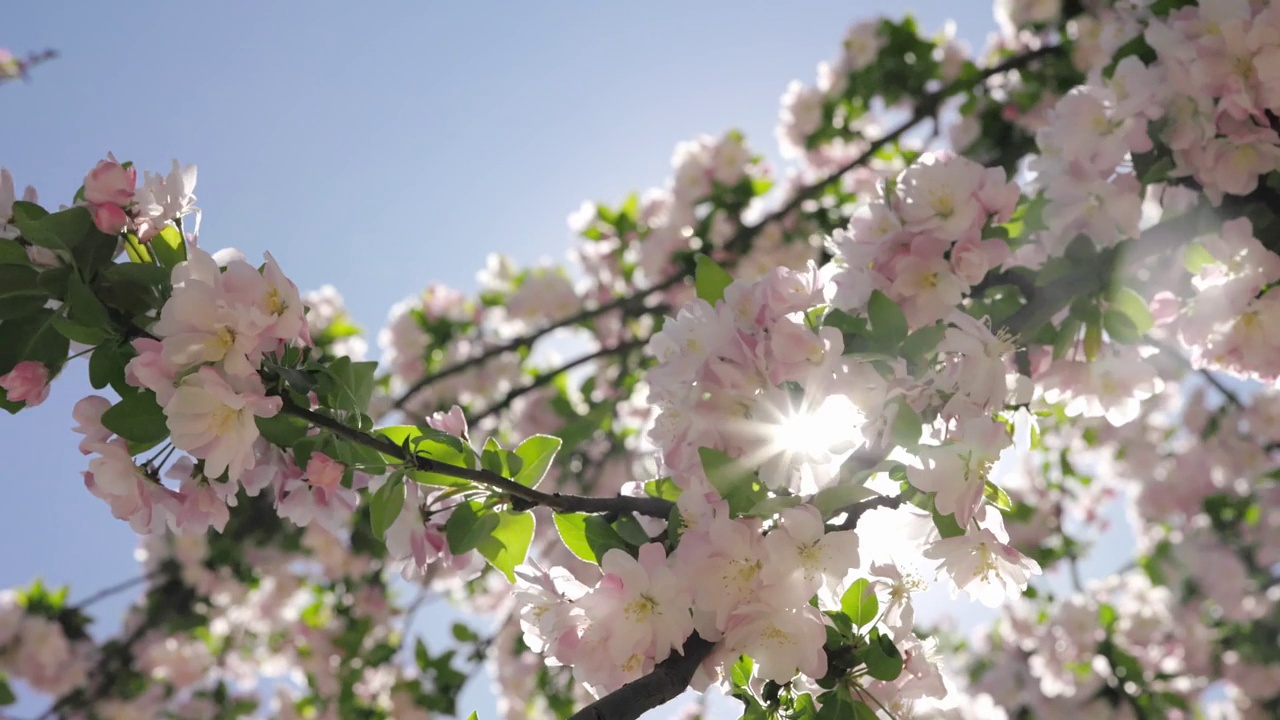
[0,2,1029,716]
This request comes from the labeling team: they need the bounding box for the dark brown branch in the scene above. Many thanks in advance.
[392,44,1064,413]
[279,396,674,519]
[568,635,716,720]
[833,493,907,531]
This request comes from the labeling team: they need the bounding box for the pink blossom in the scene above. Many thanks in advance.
[82,154,136,206]
[0,360,50,407]
[923,527,1040,607]
[760,504,859,607]
[576,544,693,667]
[426,404,469,439]
[305,453,346,492]
[163,366,282,481]
[71,395,113,453]
[721,604,828,683]
[124,337,179,405]
[133,160,197,241]
[88,201,128,235]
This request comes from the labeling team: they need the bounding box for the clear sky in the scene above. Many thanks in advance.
[0,2,1079,716]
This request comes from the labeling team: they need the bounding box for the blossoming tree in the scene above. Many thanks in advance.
[4,0,1280,717]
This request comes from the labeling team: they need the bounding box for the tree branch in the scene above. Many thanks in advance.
[567,635,717,720]
[278,396,674,518]
[392,43,1065,412]
[833,493,907,531]
[470,339,646,425]
[70,573,155,612]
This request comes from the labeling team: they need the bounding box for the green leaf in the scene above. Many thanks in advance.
[480,436,515,477]
[862,630,904,681]
[644,476,682,502]
[66,273,111,329]
[37,266,72,298]
[730,655,753,688]
[445,501,500,555]
[51,316,108,345]
[1183,242,1216,273]
[0,309,70,376]
[815,688,871,720]
[611,514,651,545]
[694,254,733,304]
[823,308,868,338]
[10,201,48,224]
[840,578,879,628]
[698,447,765,516]
[100,392,169,449]
[1102,310,1142,344]
[512,434,561,488]
[15,205,91,252]
[931,506,965,538]
[900,323,945,362]
[451,622,479,643]
[1139,156,1175,185]
[890,398,922,448]
[811,482,875,519]
[321,357,378,414]
[88,342,126,391]
[1098,602,1118,630]
[0,673,13,705]
[150,225,188,268]
[1052,316,1081,360]
[1108,287,1154,336]
[71,229,120,278]
[369,473,406,541]
[553,512,629,564]
[984,481,1013,512]
[867,290,908,347]
[395,430,474,488]
[0,239,31,265]
[256,413,310,448]
[102,262,170,287]
[476,510,535,582]
[0,265,49,320]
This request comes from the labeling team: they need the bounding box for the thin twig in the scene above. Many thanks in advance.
[70,573,154,612]
[470,339,645,425]
[392,43,1065,412]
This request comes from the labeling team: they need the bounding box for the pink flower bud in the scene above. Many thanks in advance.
[82,155,136,207]
[0,360,51,407]
[305,453,346,492]
[426,405,470,439]
[88,202,128,235]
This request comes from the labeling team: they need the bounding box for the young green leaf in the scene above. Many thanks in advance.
[100,392,169,449]
[867,290,908,348]
[512,434,561,488]
[983,481,1013,512]
[840,578,879,628]
[552,512,628,564]
[369,473,407,541]
[445,501,500,555]
[861,630,904,681]
[476,510,535,582]
[694,253,733,304]
[698,447,765,516]
[0,309,69,377]
[890,398,922,448]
